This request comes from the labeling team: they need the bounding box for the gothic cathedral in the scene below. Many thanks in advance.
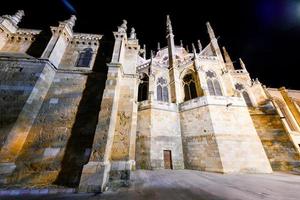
[0,10,300,192]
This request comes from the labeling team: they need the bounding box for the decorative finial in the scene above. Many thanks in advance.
[206,22,216,40]
[118,19,127,33]
[239,58,247,71]
[166,15,173,35]
[192,43,197,59]
[222,47,235,70]
[197,40,202,52]
[223,47,232,63]
[151,50,154,59]
[186,45,189,53]
[129,27,136,39]
[65,15,76,29]
[192,43,196,53]
[180,40,183,47]
[150,50,154,65]
[157,42,160,50]
[3,10,25,26]
[255,78,260,84]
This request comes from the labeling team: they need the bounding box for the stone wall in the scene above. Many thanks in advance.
[150,106,184,169]
[6,71,106,187]
[251,109,300,171]
[1,36,34,53]
[209,105,272,173]
[59,39,99,71]
[0,58,47,150]
[136,108,151,169]
[180,105,223,172]
[180,96,272,173]
[136,101,184,170]
[111,77,137,161]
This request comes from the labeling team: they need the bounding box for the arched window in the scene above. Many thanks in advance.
[183,74,198,101]
[138,74,149,102]
[235,83,253,107]
[242,91,253,107]
[207,79,215,96]
[214,80,222,96]
[76,48,93,68]
[157,77,169,102]
[206,71,223,96]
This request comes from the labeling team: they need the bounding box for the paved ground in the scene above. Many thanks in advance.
[1,170,300,200]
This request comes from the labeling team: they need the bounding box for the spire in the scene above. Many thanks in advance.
[180,40,183,47]
[150,50,154,65]
[222,47,233,64]
[149,50,154,75]
[192,43,197,59]
[222,47,235,70]
[197,40,202,52]
[157,42,160,51]
[3,10,25,26]
[65,15,76,29]
[166,15,176,67]
[239,58,247,71]
[166,15,173,35]
[206,22,216,40]
[129,27,137,39]
[192,43,196,52]
[186,45,190,53]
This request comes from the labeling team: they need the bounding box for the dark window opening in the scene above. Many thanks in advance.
[76,48,93,68]
[138,74,149,102]
[214,79,222,96]
[242,91,253,107]
[183,74,198,101]
[207,79,215,96]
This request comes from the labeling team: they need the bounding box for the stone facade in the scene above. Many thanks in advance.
[0,11,299,193]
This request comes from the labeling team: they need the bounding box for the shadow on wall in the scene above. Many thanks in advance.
[26,29,52,58]
[54,37,113,187]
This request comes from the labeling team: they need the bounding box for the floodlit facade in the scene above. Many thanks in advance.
[0,11,299,192]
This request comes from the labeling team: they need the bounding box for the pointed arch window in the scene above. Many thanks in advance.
[157,77,169,102]
[183,74,198,101]
[242,91,253,107]
[138,74,149,102]
[235,83,253,107]
[76,48,93,68]
[206,71,223,96]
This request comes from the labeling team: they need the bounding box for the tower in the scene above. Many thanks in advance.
[166,15,182,103]
[79,19,140,192]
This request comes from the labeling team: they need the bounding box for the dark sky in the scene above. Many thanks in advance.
[1,0,299,89]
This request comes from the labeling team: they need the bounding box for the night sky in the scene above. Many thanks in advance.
[1,0,299,89]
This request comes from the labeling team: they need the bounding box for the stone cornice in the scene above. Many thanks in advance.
[16,28,41,35]
[73,33,103,41]
[50,26,73,39]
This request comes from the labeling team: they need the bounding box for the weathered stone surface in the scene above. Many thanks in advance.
[0,13,300,194]
[251,109,300,171]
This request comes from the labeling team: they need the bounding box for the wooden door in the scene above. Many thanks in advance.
[163,150,173,169]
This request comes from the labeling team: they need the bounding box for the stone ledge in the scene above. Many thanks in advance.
[0,188,76,196]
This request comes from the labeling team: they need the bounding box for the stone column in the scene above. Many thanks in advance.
[79,64,121,192]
